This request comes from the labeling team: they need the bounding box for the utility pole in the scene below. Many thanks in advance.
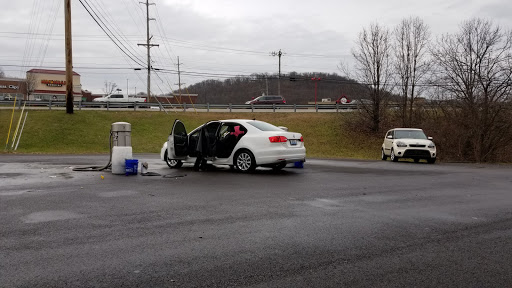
[64,0,73,114]
[265,76,269,96]
[138,0,158,102]
[270,49,283,95]
[175,56,185,96]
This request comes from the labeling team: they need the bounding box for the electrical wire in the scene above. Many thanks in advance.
[77,0,146,67]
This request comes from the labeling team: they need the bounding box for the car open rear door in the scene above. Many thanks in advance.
[168,119,188,159]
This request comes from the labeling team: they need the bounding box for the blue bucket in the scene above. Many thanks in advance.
[294,161,304,168]
[125,159,138,175]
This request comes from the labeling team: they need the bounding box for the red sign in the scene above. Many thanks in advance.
[41,80,66,87]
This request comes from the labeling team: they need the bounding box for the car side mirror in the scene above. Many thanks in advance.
[278,126,288,131]
[428,136,433,140]
[387,135,393,139]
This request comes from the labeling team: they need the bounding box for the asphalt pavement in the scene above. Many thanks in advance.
[1,154,512,287]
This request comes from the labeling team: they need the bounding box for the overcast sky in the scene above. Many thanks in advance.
[1,0,511,94]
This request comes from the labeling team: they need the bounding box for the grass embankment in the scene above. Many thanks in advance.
[0,110,382,159]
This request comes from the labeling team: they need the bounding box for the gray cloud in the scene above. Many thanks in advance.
[0,0,510,94]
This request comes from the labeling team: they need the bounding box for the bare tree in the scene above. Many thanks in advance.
[351,23,393,132]
[393,17,431,127]
[103,81,118,95]
[431,18,512,162]
[25,72,37,99]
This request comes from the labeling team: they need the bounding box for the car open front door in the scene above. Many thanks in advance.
[168,119,188,159]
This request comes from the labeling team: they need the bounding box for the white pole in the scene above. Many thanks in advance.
[15,112,28,151]
[11,102,26,149]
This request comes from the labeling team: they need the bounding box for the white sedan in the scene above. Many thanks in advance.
[161,119,306,172]
[381,128,437,163]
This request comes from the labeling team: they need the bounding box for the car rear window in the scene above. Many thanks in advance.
[246,121,283,131]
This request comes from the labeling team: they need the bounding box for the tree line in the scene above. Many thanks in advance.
[184,72,369,105]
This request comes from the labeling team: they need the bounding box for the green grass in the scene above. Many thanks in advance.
[0,110,382,159]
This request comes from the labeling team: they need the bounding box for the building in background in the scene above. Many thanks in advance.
[0,77,27,100]
[26,69,81,101]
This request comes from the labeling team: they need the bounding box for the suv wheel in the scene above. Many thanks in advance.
[390,149,399,162]
[381,149,387,161]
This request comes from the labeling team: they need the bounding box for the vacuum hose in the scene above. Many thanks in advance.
[72,130,113,172]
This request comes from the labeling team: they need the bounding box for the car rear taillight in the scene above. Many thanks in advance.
[269,136,288,143]
[144,99,147,102]
[300,136,304,142]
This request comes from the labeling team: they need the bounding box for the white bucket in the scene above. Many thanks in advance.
[111,146,133,175]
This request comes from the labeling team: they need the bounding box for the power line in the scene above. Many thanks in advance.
[77,0,145,67]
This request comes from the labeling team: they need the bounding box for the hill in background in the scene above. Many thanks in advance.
[183,72,369,104]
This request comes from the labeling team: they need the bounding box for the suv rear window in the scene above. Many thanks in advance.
[246,121,283,131]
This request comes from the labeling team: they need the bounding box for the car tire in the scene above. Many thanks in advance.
[164,150,183,168]
[381,149,387,161]
[234,149,256,173]
[390,148,399,162]
[272,162,287,171]
[427,157,436,164]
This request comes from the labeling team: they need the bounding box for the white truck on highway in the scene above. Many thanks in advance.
[93,90,147,104]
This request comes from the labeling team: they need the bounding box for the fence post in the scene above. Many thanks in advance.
[183,103,187,112]
[207,103,210,112]
[49,98,52,110]
[107,101,109,111]
[336,103,339,113]
[273,104,276,112]
[79,99,82,111]
[134,102,137,111]
[251,104,254,112]
[294,104,296,112]
[229,103,232,112]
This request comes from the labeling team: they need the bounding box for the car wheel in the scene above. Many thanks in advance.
[164,150,183,168]
[427,157,436,164]
[414,158,420,163]
[272,162,287,171]
[381,149,387,161]
[234,149,256,173]
[390,149,399,162]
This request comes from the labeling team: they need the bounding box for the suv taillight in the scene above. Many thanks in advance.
[300,136,304,142]
[269,136,288,143]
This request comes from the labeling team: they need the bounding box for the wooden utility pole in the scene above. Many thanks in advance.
[138,0,158,102]
[65,0,73,114]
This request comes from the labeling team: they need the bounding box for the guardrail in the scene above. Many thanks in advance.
[0,100,363,112]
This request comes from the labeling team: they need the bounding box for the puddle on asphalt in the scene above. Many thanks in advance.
[22,210,83,223]
[98,190,138,198]
[0,189,42,196]
[305,198,344,210]
[48,173,74,179]
[0,173,24,178]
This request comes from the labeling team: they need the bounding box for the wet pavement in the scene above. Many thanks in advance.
[1,154,512,287]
